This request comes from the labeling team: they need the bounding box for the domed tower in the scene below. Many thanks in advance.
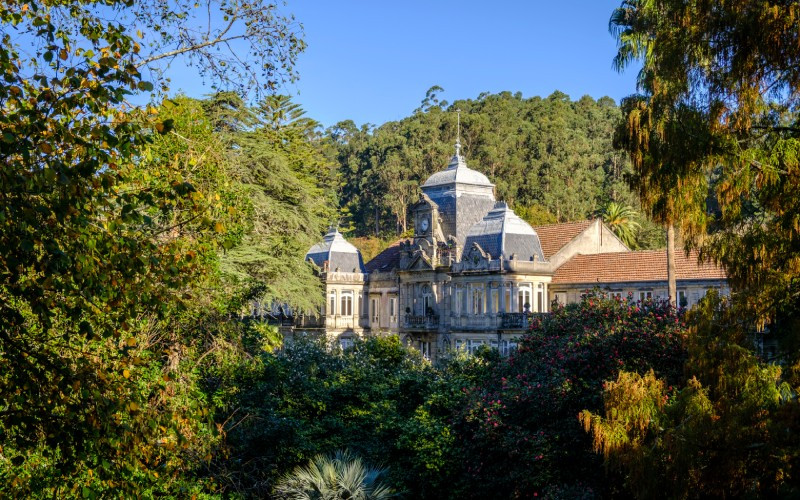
[303,227,368,345]
[416,140,496,258]
[306,226,366,273]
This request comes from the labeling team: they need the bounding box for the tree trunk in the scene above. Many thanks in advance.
[667,223,677,306]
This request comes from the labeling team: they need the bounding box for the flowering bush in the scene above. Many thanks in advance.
[454,292,687,498]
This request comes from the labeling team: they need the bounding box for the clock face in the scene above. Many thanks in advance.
[420,217,429,232]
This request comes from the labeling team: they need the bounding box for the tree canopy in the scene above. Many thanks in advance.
[0,0,312,494]
[580,2,800,496]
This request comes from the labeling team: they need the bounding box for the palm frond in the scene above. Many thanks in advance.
[275,449,395,499]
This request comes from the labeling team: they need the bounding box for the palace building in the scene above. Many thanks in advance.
[287,142,727,361]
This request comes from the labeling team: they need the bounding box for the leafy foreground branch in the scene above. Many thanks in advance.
[582,292,800,498]
[0,0,318,495]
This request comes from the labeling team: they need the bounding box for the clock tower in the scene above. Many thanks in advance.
[413,193,439,239]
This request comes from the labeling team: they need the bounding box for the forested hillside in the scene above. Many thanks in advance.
[326,87,665,249]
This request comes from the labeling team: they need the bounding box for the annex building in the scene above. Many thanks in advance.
[287,143,727,361]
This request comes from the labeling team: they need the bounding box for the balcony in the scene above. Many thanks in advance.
[500,312,528,329]
[500,312,547,329]
[405,314,439,330]
[323,316,363,330]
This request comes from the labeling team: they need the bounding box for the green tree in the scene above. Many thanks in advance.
[0,0,304,494]
[582,1,800,495]
[582,292,800,498]
[203,92,336,312]
[209,336,434,496]
[515,203,558,226]
[274,450,395,500]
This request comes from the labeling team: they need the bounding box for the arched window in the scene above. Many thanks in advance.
[340,290,353,317]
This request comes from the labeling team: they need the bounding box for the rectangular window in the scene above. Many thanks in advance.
[455,288,462,315]
[420,341,431,360]
[491,289,499,314]
[455,339,463,351]
[359,292,365,318]
[610,291,623,299]
[461,289,468,316]
[328,291,336,316]
[554,292,567,306]
[339,338,354,350]
[507,341,518,354]
[518,284,532,313]
[389,297,396,320]
[639,291,653,302]
[469,339,485,355]
[536,283,544,313]
[371,298,379,323]
[472,287,484,315]
[340,291,353,317]
[504,284,512,313]
[678,289,687,307]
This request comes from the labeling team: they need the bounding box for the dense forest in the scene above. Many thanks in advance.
[327,88,665,250]
[3,0,800,498]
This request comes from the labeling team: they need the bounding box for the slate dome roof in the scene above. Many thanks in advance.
[462,202,546,262]
[421,154,494,189]
[306,227,365,273]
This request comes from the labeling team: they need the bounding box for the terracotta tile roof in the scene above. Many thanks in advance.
[552,250,727,284]
[364,240,404,272]
[533,220,594,258]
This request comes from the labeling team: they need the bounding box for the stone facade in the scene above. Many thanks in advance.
[286,147,728,361]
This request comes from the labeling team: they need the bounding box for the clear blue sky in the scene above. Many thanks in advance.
[169,1,641,128]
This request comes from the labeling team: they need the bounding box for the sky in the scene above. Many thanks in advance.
[169,1,642,128]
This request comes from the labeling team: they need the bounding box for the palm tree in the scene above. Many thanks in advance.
[274,450,395,500]
[600,202,641,249]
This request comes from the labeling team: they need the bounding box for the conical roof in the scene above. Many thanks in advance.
[306,227,365,273]
[463,202,546,262]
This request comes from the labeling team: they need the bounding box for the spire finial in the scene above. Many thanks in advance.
[455,108,462,157]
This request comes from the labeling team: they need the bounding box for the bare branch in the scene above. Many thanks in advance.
[135,15,240,69]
